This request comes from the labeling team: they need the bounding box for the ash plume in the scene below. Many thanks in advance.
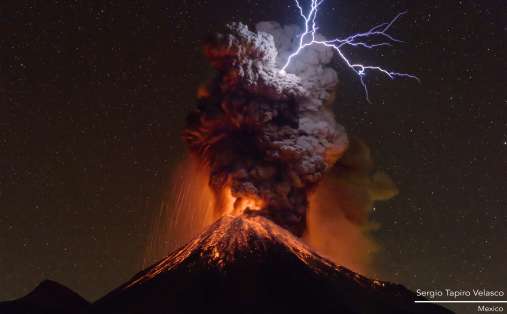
[305,137,399,272]
[183,22,348,236]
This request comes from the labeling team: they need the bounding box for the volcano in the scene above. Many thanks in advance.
[92,212,452,314]
[0,280,90,314]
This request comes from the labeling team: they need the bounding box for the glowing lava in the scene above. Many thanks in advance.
[221,186,265,216]
[144,157,266,266]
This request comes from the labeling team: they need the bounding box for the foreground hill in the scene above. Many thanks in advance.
[0,280,89,314]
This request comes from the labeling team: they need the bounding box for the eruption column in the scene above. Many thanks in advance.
[184,23,348,236]
[183,1,417,237]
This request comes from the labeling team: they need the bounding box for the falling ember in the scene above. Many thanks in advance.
[144,156,267,265]
[144,157,216,266]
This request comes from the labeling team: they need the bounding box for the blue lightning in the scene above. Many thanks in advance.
[280,0,420,102]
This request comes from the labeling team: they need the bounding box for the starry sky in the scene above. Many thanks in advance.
[1,0,505,312]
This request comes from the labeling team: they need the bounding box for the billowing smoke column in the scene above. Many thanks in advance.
[184,22,348,236]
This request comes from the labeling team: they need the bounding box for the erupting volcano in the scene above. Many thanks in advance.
[92,213,452,314]
[0,8,454,314]
[112,21,449,314]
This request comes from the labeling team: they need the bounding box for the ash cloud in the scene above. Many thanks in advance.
[256,21,338,95]
[184,22,348,236]
[305,137,399,273]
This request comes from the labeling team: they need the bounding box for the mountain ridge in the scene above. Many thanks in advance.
[0,279,90,314]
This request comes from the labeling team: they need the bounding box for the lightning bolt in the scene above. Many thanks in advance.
[280,0,420,103]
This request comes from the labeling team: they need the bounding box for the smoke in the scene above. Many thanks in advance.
[255,21,339,93]
[146,22,398,273]
[304,137,398,274]
[183,22,348,236]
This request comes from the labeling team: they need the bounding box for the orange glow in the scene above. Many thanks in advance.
[146,155,377,274]
[131,214,337,289]
[144,157,217,266]
[303,177,379,276]
[221,185,265,216]
[145,156,266,266]
[196,84,210,99]
[146,142,386,275]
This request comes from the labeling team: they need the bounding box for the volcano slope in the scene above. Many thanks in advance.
[93,212,453,314]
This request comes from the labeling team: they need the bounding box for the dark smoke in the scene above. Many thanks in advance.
[183,22,348,236]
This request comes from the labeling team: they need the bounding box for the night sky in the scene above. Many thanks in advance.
[1,0,505,311]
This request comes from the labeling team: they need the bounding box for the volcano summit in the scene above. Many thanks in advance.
[92,213,452,314]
